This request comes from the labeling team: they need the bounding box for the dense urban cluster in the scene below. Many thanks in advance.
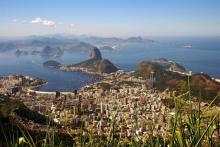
[0,71,175,139]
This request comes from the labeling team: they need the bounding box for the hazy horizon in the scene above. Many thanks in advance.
[0,0,219,37]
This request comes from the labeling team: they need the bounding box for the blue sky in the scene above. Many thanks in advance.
[0,0,219,37]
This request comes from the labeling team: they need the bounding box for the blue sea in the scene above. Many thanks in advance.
[0,37,219,91]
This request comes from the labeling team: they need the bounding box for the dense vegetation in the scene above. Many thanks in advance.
[97,82,111,91]
[43,60,62,68]
[135,61,220,104]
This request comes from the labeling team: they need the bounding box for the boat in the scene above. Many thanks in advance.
[183,44,192,48]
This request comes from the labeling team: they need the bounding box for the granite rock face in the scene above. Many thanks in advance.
[98,59,118,73]
[44,47,118,74]
[89,47,102,60]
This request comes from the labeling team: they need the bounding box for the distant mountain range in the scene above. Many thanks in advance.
[0,34,156,57]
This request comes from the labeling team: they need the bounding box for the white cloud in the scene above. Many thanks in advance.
[31,17,56,27]
[12,19,17,22]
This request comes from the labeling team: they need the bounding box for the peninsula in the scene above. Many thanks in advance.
[44,47,118,74]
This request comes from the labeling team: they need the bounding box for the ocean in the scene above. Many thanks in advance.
[0,37,219,91]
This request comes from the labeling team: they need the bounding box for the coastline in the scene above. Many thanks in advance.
[27,74,103,94]
[169,70,220,84]
[212,78,220,83]
[28,69,220,94]
[59,65,105,76]
[27,89,75,95]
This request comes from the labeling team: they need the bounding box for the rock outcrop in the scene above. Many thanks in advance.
[73,48,117,73]
[166,62,186,72]
[153,58,186,72]
[98,59,118,73]
[89,47,102,60]
[44,47,118,74]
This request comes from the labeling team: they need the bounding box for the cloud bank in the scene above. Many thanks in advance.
[31,17,55,27]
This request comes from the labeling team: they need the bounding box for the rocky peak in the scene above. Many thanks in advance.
[98,59,118,73]
[89,47,102,60]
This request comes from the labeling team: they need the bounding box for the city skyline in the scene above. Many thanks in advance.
[0,0,219,37]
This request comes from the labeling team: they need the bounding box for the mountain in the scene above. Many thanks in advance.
[0,35,156,53]
[98,59,118,73]
[89,47,102,59]
[72,58,118,74]
[135,61,181,90]
[153,58,186,73]
[99,46,114,51]
[71,48,118,73]
[125,36,144,43]
[81,36,156,46]
[63,42,95,52]
[44,47,118,74]
[190,73,220,101]
[80,36,123,46]
[135,61,220,102]
[165,62,186,72]
[40,46,63,57]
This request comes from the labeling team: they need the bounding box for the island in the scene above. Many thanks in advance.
[14,49,28,56]
[43,60,62,68]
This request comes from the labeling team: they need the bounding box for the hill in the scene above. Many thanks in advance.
[153,58,186,72]
[43,60,62,68]
[0,98,74,146]
[40,46,63,57]
[135,61,183,90]
[44,47,118,74]
[70,47,118,73]
[165,62,186,72]
[135,61,220,102]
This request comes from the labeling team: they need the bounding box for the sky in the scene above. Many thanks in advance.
[0,0,219,37]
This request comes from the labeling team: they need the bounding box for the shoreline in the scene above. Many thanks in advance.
[28,74,103,95]
[28,71,220,95]
[170,70,220,83]
[3,68,220,95]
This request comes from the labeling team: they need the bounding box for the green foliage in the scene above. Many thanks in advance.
[177,77,220,103]
[98,82,111,91]
[118,80,137,87]
[72,58,101,68]
[0,99,23,118]
[161,98,175,109]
